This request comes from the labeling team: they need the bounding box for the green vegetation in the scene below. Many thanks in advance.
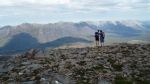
[112,63,123,71]
[44,58,52,64]
[32,69,40,76]
[77,61,86,66]
[133,77,150,84]
[108,58,123,71]
[130,63,137,69]
[108,58,116,64]
[114,75,133,84]
[137,80,150,84]
[76,78,90,84]
[64,61,74,69]
[92,64,104,71]
[0,38,9,47]
[72,68,95,84]
[1,77,9,82]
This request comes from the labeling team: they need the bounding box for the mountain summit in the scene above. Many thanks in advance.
[0,43,150,84]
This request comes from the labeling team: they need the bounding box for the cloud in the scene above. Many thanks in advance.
[0,0,149,26]
[0,0,149,12]
[115,0,150,10]
[0,0,71,6]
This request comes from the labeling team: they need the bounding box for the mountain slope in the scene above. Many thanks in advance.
[0,33,92,54]
[0,21,149,54]
[0,21,149,44]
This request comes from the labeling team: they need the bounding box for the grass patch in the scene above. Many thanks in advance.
[112,63,123,71]
[108,58,123,71]
[114,75,133,84]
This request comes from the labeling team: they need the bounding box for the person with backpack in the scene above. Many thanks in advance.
[99,30,105,47]
[95,31,99,46]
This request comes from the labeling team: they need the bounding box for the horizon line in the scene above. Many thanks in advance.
[0,19,149,27]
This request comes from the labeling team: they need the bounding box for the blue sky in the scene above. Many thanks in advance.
[0,0,150,26]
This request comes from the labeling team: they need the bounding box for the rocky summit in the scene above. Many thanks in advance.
[0,43,150,84]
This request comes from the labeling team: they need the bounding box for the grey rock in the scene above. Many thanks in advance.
[21,81,35,84]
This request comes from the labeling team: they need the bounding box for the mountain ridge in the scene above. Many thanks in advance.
[0,20,149,54]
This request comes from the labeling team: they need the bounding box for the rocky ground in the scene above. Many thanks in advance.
[0,43,150,84]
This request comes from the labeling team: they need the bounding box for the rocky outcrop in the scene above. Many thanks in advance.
[0,44,150,84]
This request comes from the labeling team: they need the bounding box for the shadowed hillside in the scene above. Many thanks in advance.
[0,33,92,54]
[0,33,39,54]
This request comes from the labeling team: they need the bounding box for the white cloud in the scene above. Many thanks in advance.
[0,0,13,6]
[0,0,71,6]
[0,0,149,17]
[0,0,149,11]
[0,0,149,25]
[28,0,71,5]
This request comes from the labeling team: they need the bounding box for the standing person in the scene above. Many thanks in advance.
[95,31,99,46]
[99,30,105,47]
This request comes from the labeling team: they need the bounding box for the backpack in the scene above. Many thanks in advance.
[95,32,99,37]
[100,32,105,38]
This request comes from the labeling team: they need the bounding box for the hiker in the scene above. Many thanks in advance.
[99,30,105,47]
[95,31,99,46]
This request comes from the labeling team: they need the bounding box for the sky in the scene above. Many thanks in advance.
[0,0,150,26]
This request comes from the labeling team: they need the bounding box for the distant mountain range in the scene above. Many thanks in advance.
[0,20,150,54]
